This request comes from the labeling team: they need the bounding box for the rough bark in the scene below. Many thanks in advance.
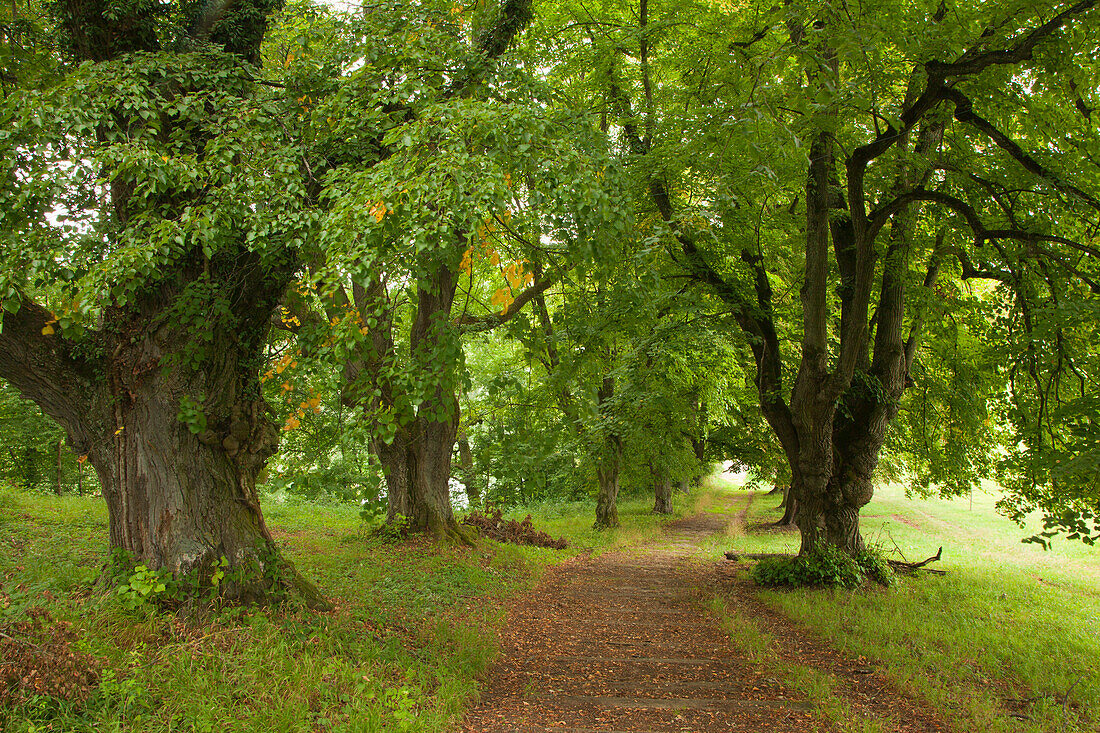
[652,469,673,514]
[0,272,329,608]
[374,416,467,543]
[594,439,622,529]
[777,492,798,527]
[349,264,473,544]
[592,372,621,529]
[374,436,411,519]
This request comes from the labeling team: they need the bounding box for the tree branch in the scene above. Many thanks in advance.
[455,275,556,333]
[942,86,1100,211]
[0,296,91,434]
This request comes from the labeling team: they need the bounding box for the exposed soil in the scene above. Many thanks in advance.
[460,494,954,732]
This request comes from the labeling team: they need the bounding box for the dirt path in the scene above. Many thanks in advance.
[460,494,950,732]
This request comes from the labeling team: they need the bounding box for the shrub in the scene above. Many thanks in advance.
[854,546,895,586]
[752,544,893,589]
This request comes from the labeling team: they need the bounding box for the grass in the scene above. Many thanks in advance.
[0,482,706,732]
[10,475,1092,732]
[712,477,1100,733]
[704,593,891,732]
[501,485,704,555]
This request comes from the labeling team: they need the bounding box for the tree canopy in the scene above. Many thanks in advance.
[0,0,1097,604]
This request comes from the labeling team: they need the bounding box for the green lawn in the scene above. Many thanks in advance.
[714,478,1100,733]
[0,484,703,732]
[3,479,1095,732]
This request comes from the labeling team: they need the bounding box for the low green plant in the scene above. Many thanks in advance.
[94,667,153,717]
[176,394,208,435]
[752,544,893,589]
[115,564,171,610]
[208,555,229,588]
[376,513,412,542]
[854,546,894,586]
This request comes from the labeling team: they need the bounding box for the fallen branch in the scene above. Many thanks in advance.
[888,546,945,575]
[1061,672,1088,733]
[724,551,791,561]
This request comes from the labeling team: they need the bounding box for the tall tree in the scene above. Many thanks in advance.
[536,0,1100,552]
[0,0,337,605]
[274,0,623,538]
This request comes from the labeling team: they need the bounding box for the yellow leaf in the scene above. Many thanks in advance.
[114,426,124,435]
[41,324,55,335]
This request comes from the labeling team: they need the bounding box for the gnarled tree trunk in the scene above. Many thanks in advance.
[0,271,329,608]
[348,264,472,544]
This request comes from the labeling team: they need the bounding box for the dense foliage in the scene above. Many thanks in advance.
[0,0,1097,605]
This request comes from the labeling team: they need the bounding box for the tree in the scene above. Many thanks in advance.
[535,0,1100,552]
[269,0,624,539]
[0,0,342,605]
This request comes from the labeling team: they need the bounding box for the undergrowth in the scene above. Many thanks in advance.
[752,544,894,589]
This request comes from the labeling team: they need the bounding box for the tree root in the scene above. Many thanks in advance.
[287,562,334,611]
[431,517,478,547]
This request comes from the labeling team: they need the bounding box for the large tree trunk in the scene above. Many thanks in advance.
[357,263,472,544]
[0,283,329,609]
[372,403,469,544]
[374,415,466,541]
[594,440,622,528]
[89,381,308,604]
[813,115,945,554]
[593,374,621,529]
[374,436,411,519]
[776,481,798,527]
[652,468,673,514]
[790,116,844,555]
